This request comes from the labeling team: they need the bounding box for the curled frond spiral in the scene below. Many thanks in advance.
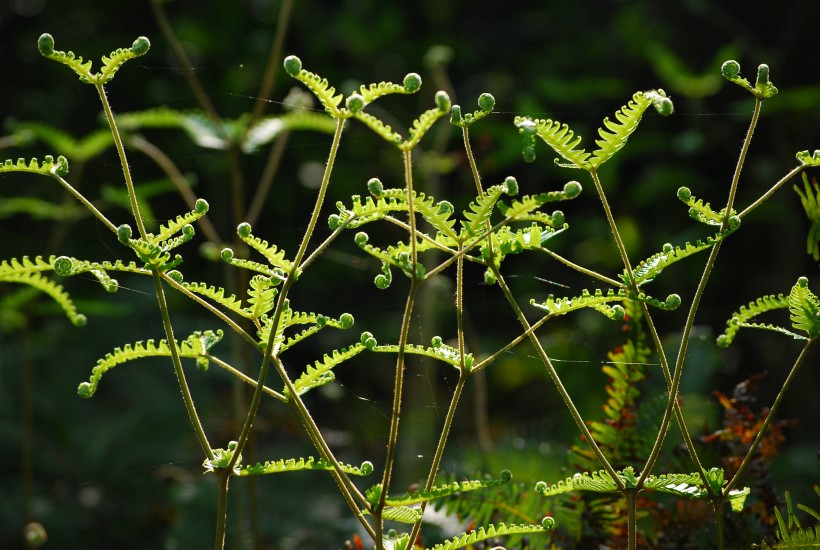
[38,33,149,84]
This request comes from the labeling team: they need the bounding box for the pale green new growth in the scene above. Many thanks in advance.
[77,330,224,398]
[677,186,738,226]
[38,33,149,84]
[794,174,820,260]
[718,277,820,347]
[0,256,86,326]
[236,456,374,477]
[0,155,69,177]
[287,344,367,398]
[384,470,512,507]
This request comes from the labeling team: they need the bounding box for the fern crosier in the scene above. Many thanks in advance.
[38,33,150,85]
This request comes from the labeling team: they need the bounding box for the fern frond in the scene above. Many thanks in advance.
[386,470,512,507]
[98,37,151,83]
[0,155,69,177]
[371,341,472,370]
[719,277,820,346]
[278,310,355,352]
[148,199,209,246]
[497,181,582,221]
[0,258,86,326]
[460,179,516,238]
[536,468,630,496]
[246,275,278,321]
[789,277,820,337]
[530,289,627,321]
[235,223,296,274]
[422,519,555,550]
[676,186,737,226]
[219,249,286,281]
[181,281,248,318]
[481,223,566,272]
[283,56,343,117]
[720,60,778,100]
[400,91,450,151]
[38,33,148,85]
[358,74,421,103]
[796,149,820,167]
[286,343,367,398]
[761,488,820,548]
[236,456,373,477]
[589,90,671,169]
[352,111,403,144]
[794,174,820,260]
[379,506,424,524]
[514,116,591,169]
[626,226,738,286]
[77,330,224,398]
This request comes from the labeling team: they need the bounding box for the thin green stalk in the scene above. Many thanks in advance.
[152,271,214,458]
[713,499,726,550]
[214,469,231,550]
[725,338,815,493]
[738,164,805,220]
[626,489,638,550]
[97,80,213,460]
[52,174,117,234]
[96,82,147,238]
[492,268,622,487]
[407,250,470,545]
[205,354,287,402]
[538,246,624,287]
[376,150,421,545]
[229,117,345,471]
[639,97,764,489]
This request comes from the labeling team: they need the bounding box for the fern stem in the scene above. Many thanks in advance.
[51,174,118,234]
[409,371,469,546]
[471,312,552,373]
[95,83,148,239]
[376,150,421,546]
[639,96,765,490]
[638,305,712,489]
[160,273,260,350]
[492,267,622,487]
[722,98,762,229]
[462,126,484,196]
[538,246,624,288]
[589,170,638,287]
[713,499,726,550]
[152,271,214,458]
[214,469,230,550]
[229,117,345,471]
[725,338,815,494]
[737,164,805,220]
[626,489,638,550]
[205,354,287,402]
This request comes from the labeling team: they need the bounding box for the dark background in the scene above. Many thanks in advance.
[1,0,819,548]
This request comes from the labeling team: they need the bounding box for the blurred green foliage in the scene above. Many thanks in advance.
[1,0,818,547]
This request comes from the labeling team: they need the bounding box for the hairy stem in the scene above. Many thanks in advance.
[229,117,345,471]
[725,338,815,493]
[639,97,764,489]
[738,164,805,220]
[626,489,638,550]
[376,150,421,545]
[492,268,622,486]
[96,83,148,239]
[214,469,230,550]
